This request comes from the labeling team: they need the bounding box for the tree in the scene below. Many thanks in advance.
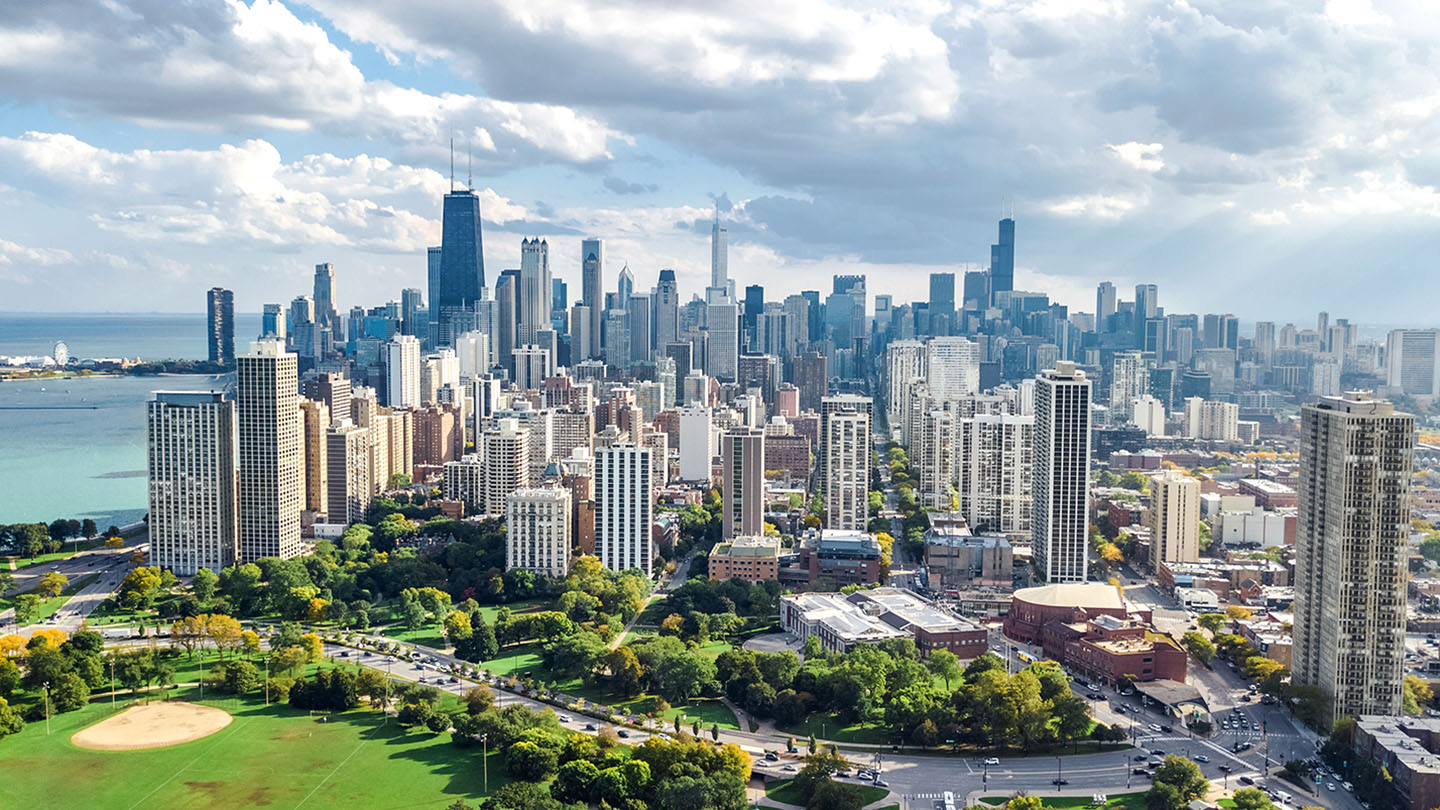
[602,646,644,696]
[1232,788,1276,810]
[271,645,310,677]
[1421,535,1440,564]
[1404,674,1435,715]
[1148,756,1209,810]
[300,633,324,663]
[13,594,40,626]
[0,658,19,698]
[1197,613,1228,633]
[443,610,473,642]
[541,631,607,680]
[36,571,69,598]
[506,740,560,781]
[1119,471,1150,492]
[551,760,600,805]
[104,537,124,550]
[51,671,91,712]
[927,649,962,688]
[1225,605,1252,621]
[192,568,219,602]
[356,669,391,709]
[220,660,260,695]
[1182,631,1216,663]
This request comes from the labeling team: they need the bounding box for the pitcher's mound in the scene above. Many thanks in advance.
[72,701,233,751]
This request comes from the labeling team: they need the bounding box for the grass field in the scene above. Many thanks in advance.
[766,778,889,806]
[380,625,448,650]
[0,686,506,810]
[779,712,891,744]
[977,791,1147,810]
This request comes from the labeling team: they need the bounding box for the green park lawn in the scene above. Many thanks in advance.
[380,625,449,650]
[978,792,1147,810]
[778,712,891,745]
[767,778,889,807]
[0,685,507,810]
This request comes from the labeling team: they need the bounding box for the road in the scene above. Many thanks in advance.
[1,540,144,633]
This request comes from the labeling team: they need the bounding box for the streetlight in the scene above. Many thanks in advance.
[1056,756,1063,787]
[481,732,489,793]
[109,658,116,710]
[43,682,50,735]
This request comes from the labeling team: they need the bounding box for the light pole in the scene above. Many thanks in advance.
[109,658,116,710]
[1056,756,1062,787]
[43,682,50,735]
[481,732,489,793]
[264,657,270,706]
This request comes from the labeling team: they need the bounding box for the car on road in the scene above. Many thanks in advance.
[874,779,888,788]
[1327,783,1336,792]
[1087,692,1104,700]
[617,730,630,738]
[783,765,797,772]
[1148,723,1162,732]
[1133,768,1151,777]
[1218,765,1232,773]
[558,715,572,722]
[584,723,597,731]
[1052,779,1069,786]
[984,758,1001,766]
[1343,782,1353,792]
[1160,725,1173,733]
[1134,755,1149,762]
[1194,755,1209,763]
[1239,777,1255,786]
[1234,742,1253,753]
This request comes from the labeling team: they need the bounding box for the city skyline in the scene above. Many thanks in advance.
[3,2,1440,320]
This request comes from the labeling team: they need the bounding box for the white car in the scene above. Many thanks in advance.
[1147,723,1163,732]
[984,757,1000,766]
[558,714,573,722]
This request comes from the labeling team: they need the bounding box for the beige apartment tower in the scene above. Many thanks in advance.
[237,340,303,562]
[147,391,237,575]
[1293,391,1415,726]
[1148,468,1200,564]
[821,397,871,531]
[506,487,573,577]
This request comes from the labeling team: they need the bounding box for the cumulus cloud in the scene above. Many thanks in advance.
[602,176,657,195]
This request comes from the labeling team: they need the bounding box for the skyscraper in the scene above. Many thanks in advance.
[721,427,765,539]
[627,293,652,363]
[596,443,654,575]
[261,303,286,341]
[706,300,739,382]
[928,272,955,336]
[236,340,303,562]
[1095,282,1116,328]
[206,287,234,366]
[821,397,871,530]
[654,269,680,351]
[519,238,551,347]
[325,419,372,526]
[743,284,764,351]
[433,189,486,347]
[711,204,728,292]
[313,262,338,335]
[1293,392,1415,724]
[678,404,713,480]
[989,217,1015,297]
[1108,350,1149,422]
[385,335,421,408]
[147,391,237,574]
[1033,361,1091,584]
[582,238,604,359]
[1385,329,1440,397]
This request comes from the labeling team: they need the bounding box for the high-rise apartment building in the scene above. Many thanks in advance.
[513,344,553,391]
[298,399,329,515]
[1109,350,1149,422]
[147,391,237,574]
[1095,282,1116,327]
[820,395,871,530]
[1149,469,1200,564]
[206,287,234,366]
[1293,392,1415,724]
[654,269,680,351]
[956,413,1033,535]
[325,419,372,526]
[236,340,303,562]
[596,443,654,575]
[1182,397,1239,441]
[722,428,765,539]
[507,487,572,577]
[886,340,926,444]
[1385,329,1440,398]
[1033,362,1091,583]
[261,303,286,341]
[678,404,713,482]
[926,336,980,402]
[481,418,531,515]
[385,335,421,408]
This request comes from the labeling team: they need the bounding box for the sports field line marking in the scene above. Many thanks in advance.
[291,739,368,810]
[122,716,253,810]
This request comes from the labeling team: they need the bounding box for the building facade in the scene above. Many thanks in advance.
[1033,362,1092,583]
[236,340,303,562]
[147,391,237,574]
[506,487,572,577]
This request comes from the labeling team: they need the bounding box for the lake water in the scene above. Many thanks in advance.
[0,313,259,526]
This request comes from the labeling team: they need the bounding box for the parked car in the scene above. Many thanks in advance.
[1133,768,1151,777]
[984,758,1001,766]
[1194,755,1210,763]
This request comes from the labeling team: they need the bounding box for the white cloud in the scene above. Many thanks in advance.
[1042,192,1146,219]
[1249,209,1291,226]
[0,239,73,266]
[1108,141,1165,173]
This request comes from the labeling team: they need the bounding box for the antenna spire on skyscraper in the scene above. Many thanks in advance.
[467,135,472,190]
[449,136,455,192]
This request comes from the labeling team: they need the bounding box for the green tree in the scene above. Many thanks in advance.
[1119,471,1150,492]
[51,671,92,712]
[13,594,40,625]
[1148,756,1209,810]
[506,739,560,781]
[192,568,219,602]
[927,649,962,688]
[1196,613,1228,634]
[1232,788,1276,810]
[1421,535,1440,564]
[1182,631,1216,663]
[0,696,23,739]
[551,760,600,805]
[0,658,20,697]
[36,570,69,598]
[221,660,260,695]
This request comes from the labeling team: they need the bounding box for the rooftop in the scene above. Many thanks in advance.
[1357,716,1440,774]
[1015,582,1126,611]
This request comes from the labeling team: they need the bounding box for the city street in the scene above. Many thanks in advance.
[1,540,144,632]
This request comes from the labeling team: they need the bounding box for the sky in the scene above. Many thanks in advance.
[1,0,1439,325]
